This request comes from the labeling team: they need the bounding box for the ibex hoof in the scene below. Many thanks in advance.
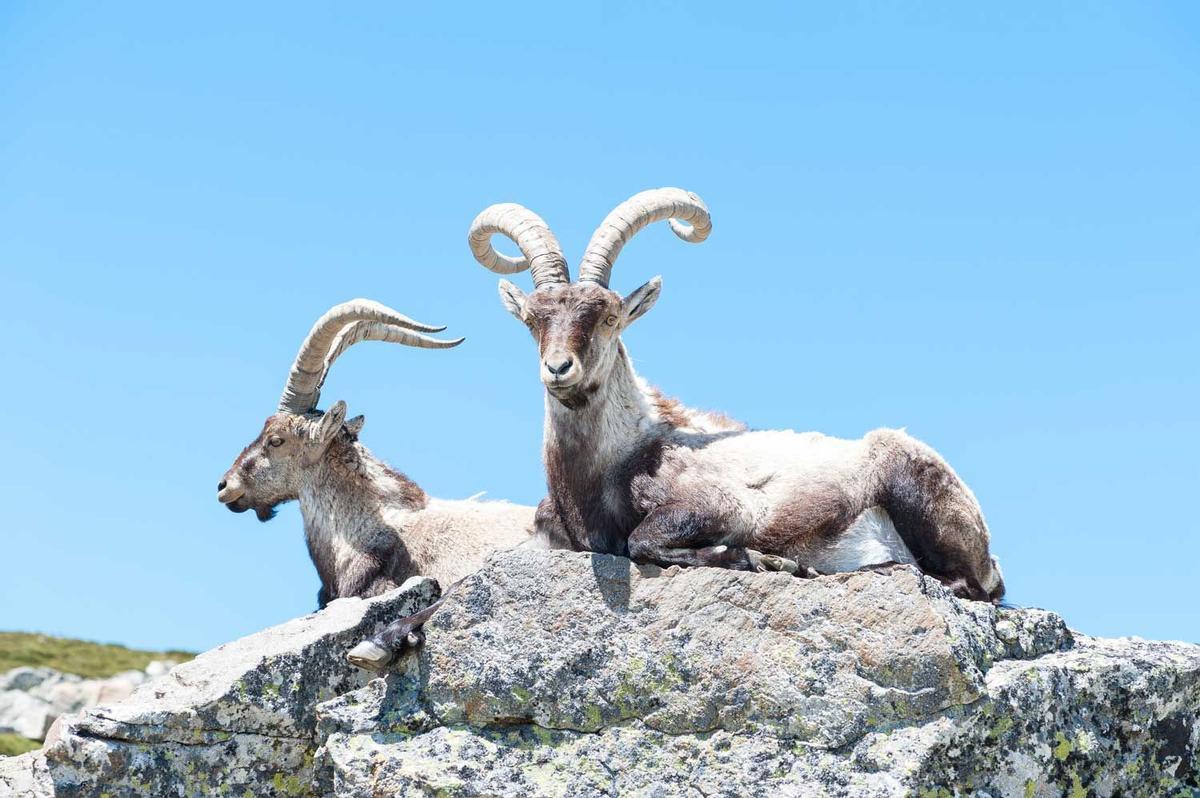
[347,640,393,672]
[747,550,799,575]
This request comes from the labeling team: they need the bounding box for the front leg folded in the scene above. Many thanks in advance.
[747,549,819,578]
[627,504,814,576]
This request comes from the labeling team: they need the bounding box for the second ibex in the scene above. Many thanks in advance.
[218,300,533,609]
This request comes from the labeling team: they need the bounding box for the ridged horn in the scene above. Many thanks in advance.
[323,320,464,368]
[578,188,711,288]
[467,203,569,289]
[279,300,460,414]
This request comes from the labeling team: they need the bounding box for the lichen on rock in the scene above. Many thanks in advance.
[39,574,440,798]
[315,550,1199,797]
[14,549,1200,797]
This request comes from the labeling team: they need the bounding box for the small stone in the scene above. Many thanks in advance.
[995,619,1018,643]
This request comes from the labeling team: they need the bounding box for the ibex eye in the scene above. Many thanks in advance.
[268,436,284,447]
[605,315,618,327]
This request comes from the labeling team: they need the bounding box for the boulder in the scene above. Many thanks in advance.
[0,692,51,741]
[26,550,1200,797]
[32,681,99,722]
[317,550,1199,797]
[92,671,147,707]
[41,575,439,797]
[0,751,52,798]
[0,670,59,694]
[0,658,167,745]
[142,660,175,679]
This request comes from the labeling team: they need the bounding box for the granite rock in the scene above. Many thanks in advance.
[18,549,1199,797]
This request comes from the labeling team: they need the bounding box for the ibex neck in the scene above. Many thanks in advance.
[544,343,657,471]
[299,439,427,529]
[294,439,425,594]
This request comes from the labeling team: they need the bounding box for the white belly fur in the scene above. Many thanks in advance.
[802,506,916,573]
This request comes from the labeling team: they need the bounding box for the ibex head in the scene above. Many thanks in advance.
[217,300,462,521]
[468,189,710,409]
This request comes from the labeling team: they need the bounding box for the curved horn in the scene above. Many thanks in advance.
[279,300,456,414]
[324,320,463,369]
[467,203,569,289]
[578,188,711,288]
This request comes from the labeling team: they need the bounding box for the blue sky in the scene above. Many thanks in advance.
[1,4,1196,652]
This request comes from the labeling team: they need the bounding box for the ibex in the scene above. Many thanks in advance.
[352,189,1003,672]
[468,188,1004,601]
[217,299,534,611]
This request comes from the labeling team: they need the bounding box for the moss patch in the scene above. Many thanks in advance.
[1053,731,1073,762]
[0,631,193,679]
[0,732,41,756]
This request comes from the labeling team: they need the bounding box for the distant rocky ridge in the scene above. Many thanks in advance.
[2,549,1198,797]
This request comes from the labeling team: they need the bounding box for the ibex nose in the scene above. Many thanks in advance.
[217,477,245,504]
[541,350,581,388]
[545,358,573,377]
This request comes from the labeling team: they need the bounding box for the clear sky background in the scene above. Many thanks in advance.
[1,4,1196,652]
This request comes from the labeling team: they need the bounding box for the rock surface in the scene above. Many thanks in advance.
[39,574,439,798]
[0,751,52,798]
[13,549,1200,797]
[0,664,174,743]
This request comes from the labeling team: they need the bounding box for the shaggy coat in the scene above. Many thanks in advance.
[220,406,533,609]
[503,279,1002,603]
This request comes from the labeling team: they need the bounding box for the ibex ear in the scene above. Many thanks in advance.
[313,400,348,444]
[498,279,527,322]
[621,276,662,327]
[345,415,366,437]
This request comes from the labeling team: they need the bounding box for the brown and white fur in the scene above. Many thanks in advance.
[218,405,533,609]
[486,189,1003,602]
[217,299,534,613]
[502,279,1001,602]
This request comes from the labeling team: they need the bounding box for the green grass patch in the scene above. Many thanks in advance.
[0,733,41,756]
[0,632,194,679]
